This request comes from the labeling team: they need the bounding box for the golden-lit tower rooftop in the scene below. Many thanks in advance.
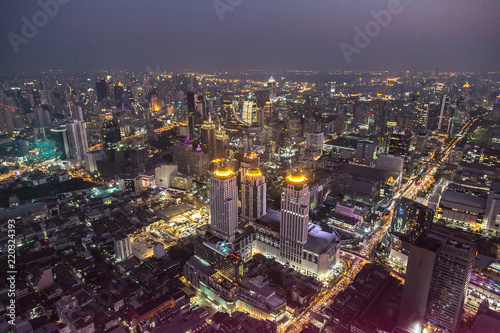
[213,167,234,179]
[286,171,307,185]
[245,167,262,177]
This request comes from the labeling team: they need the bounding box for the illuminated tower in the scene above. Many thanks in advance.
[240,152,260,178]
[241,167,266,222]
[280,172,310,265]
[210,168,238,242]
[200,114,217,160]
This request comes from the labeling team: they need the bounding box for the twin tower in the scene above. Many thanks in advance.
[210,165,266,242]
[210,153,310,268]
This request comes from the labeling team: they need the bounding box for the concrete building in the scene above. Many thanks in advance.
[280,172,310,265]
[66,120,89,160]
[241,167,266,222]
[306,131,324,159]
[114,234,133,262]
[355,139,375,166]
[210,168,238,242]
[155,164,178,189]
[398,230,476,333]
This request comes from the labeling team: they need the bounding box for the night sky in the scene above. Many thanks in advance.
[1,0,499,74]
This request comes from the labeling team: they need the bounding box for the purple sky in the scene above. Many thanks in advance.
[0,0,499,74]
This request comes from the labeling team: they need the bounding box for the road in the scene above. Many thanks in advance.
[282,118,479,332]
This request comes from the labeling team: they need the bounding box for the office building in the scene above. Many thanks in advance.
[95,79,108,101]
[190,145,210,179]
[376,154,404,174]
[398,230,476,333]
[391,198,434,243]
[484,191,500,231]
[193,239,243,283]
[174,138,193,175]
[102,117,121,150]
[280,172,310,265]
[210,168,238,242]
[84,150,106,173]
[187,91,197,138]
[241,167,266,222]
[215,125,230,160]
[306,131,324,159]
[155,164,178,189]
[200,115,217,161]
[356,139,375,166]
[50,127,71,160]
[388,131,411,158]
[241,99,257,125]
[66,120,88,160]
[114,234,133,262]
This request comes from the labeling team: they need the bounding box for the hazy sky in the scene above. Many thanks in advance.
[1,0,499,74]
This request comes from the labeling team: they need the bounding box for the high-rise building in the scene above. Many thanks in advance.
[391,198,434,243]
[220,95,249,129]
[102,118,122,150]
[241,99,257,125]
[355,139,375,166]
[187,91,197,138]
[398,230,475,333]
[306,131,324,159]
[241,167,266,222]
[240,152,260,178]
[210,168,238,242]
[114,83,124,104]
[200,115,217,160]
[438,94,450,132]
[215,125,229,160]
[0,105,15,135]
[66,120,89,160]
[280,172,310,265]
[388,131,411,158]
[174,138,193,175]
[484,191,500,231]
[50,127,71,160]
[84,150,106,173]
[95,79,107,101]
[190,145,210,179]
[114,234,133,262]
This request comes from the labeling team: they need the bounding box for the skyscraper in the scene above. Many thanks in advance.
[187,91,196,138]
[280,172,310,266]
[102,117,122,150]
[50,127,71,160]
[95,79,107,101]
[240,152,260,178]
[398,230,475,333]
[66,120,89,160]
[200,115,217,161]
[241,167,266,222]
[391,198,434,243]
[174,138,193,175]
[306,131,324,159]
[210,167,238,242]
